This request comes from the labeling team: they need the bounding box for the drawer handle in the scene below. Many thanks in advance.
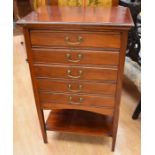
[65,36,83,45]
[66,53,83,63]
[67,69,82,79]
[68,84,82,93]
[68,96,83,105]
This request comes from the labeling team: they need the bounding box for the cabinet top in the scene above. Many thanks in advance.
[17,5,134,28]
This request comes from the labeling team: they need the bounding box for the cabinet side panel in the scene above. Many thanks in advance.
[112,30,128,151]
[23,27,47,142]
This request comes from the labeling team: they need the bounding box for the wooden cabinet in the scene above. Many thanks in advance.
[17,6,133,151]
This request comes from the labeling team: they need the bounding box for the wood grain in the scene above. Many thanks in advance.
[112,31,128,151]
[39,92,115,107]
[42,103,114,116]
[23,28,48,143]
[32,48,120,66]
[46,109,113,136]
[36,79,117,95]
[16,6,133,28]
[30,30,121,49]
[14,34,140,155]
[34,64,118,81]
[16,5,134,152]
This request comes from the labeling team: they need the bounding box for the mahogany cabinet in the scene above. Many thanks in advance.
[17,6,133,151]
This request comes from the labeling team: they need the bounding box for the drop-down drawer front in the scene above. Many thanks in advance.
[34,64,118,82]
[36,79,116,96]
[30,30,121,49]
[39,92,115,108]
[32,48,119,66]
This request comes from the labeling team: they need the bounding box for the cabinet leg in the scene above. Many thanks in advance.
[111,109,119,152]
[38,110,48,143]
[112,135,117,152]
[132,100,141,119]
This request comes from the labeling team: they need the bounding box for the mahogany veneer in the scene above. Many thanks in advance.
[46,109,113,136]
[30,31,121,48]
[17,5,133,151]
[34,65,118,81]
[32,48,120,66]
[37,79,117,95]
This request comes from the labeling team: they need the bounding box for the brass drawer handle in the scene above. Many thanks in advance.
[66,53,83,63]
[67,69,82,79]
[68,84,82,93]
[68,96,83,105]
[65,36,83,45]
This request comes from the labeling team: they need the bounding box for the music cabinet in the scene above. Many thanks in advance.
[17,5,133,151]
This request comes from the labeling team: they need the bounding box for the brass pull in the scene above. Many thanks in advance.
[65,36,83,45]
[68,84,82,93]
[67,69,82,79]
[66,53,83,63]
[68,96,83,105]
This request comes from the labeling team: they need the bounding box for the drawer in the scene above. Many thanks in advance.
[39,92,115,108]
[36,79,116,95]
[32,48,119,66]
[34,65,118,82]
[30,31,121,49]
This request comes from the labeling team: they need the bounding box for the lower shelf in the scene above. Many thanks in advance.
[46,109,113,136]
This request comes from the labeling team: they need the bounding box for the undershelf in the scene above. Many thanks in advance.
[46,109,113,136]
